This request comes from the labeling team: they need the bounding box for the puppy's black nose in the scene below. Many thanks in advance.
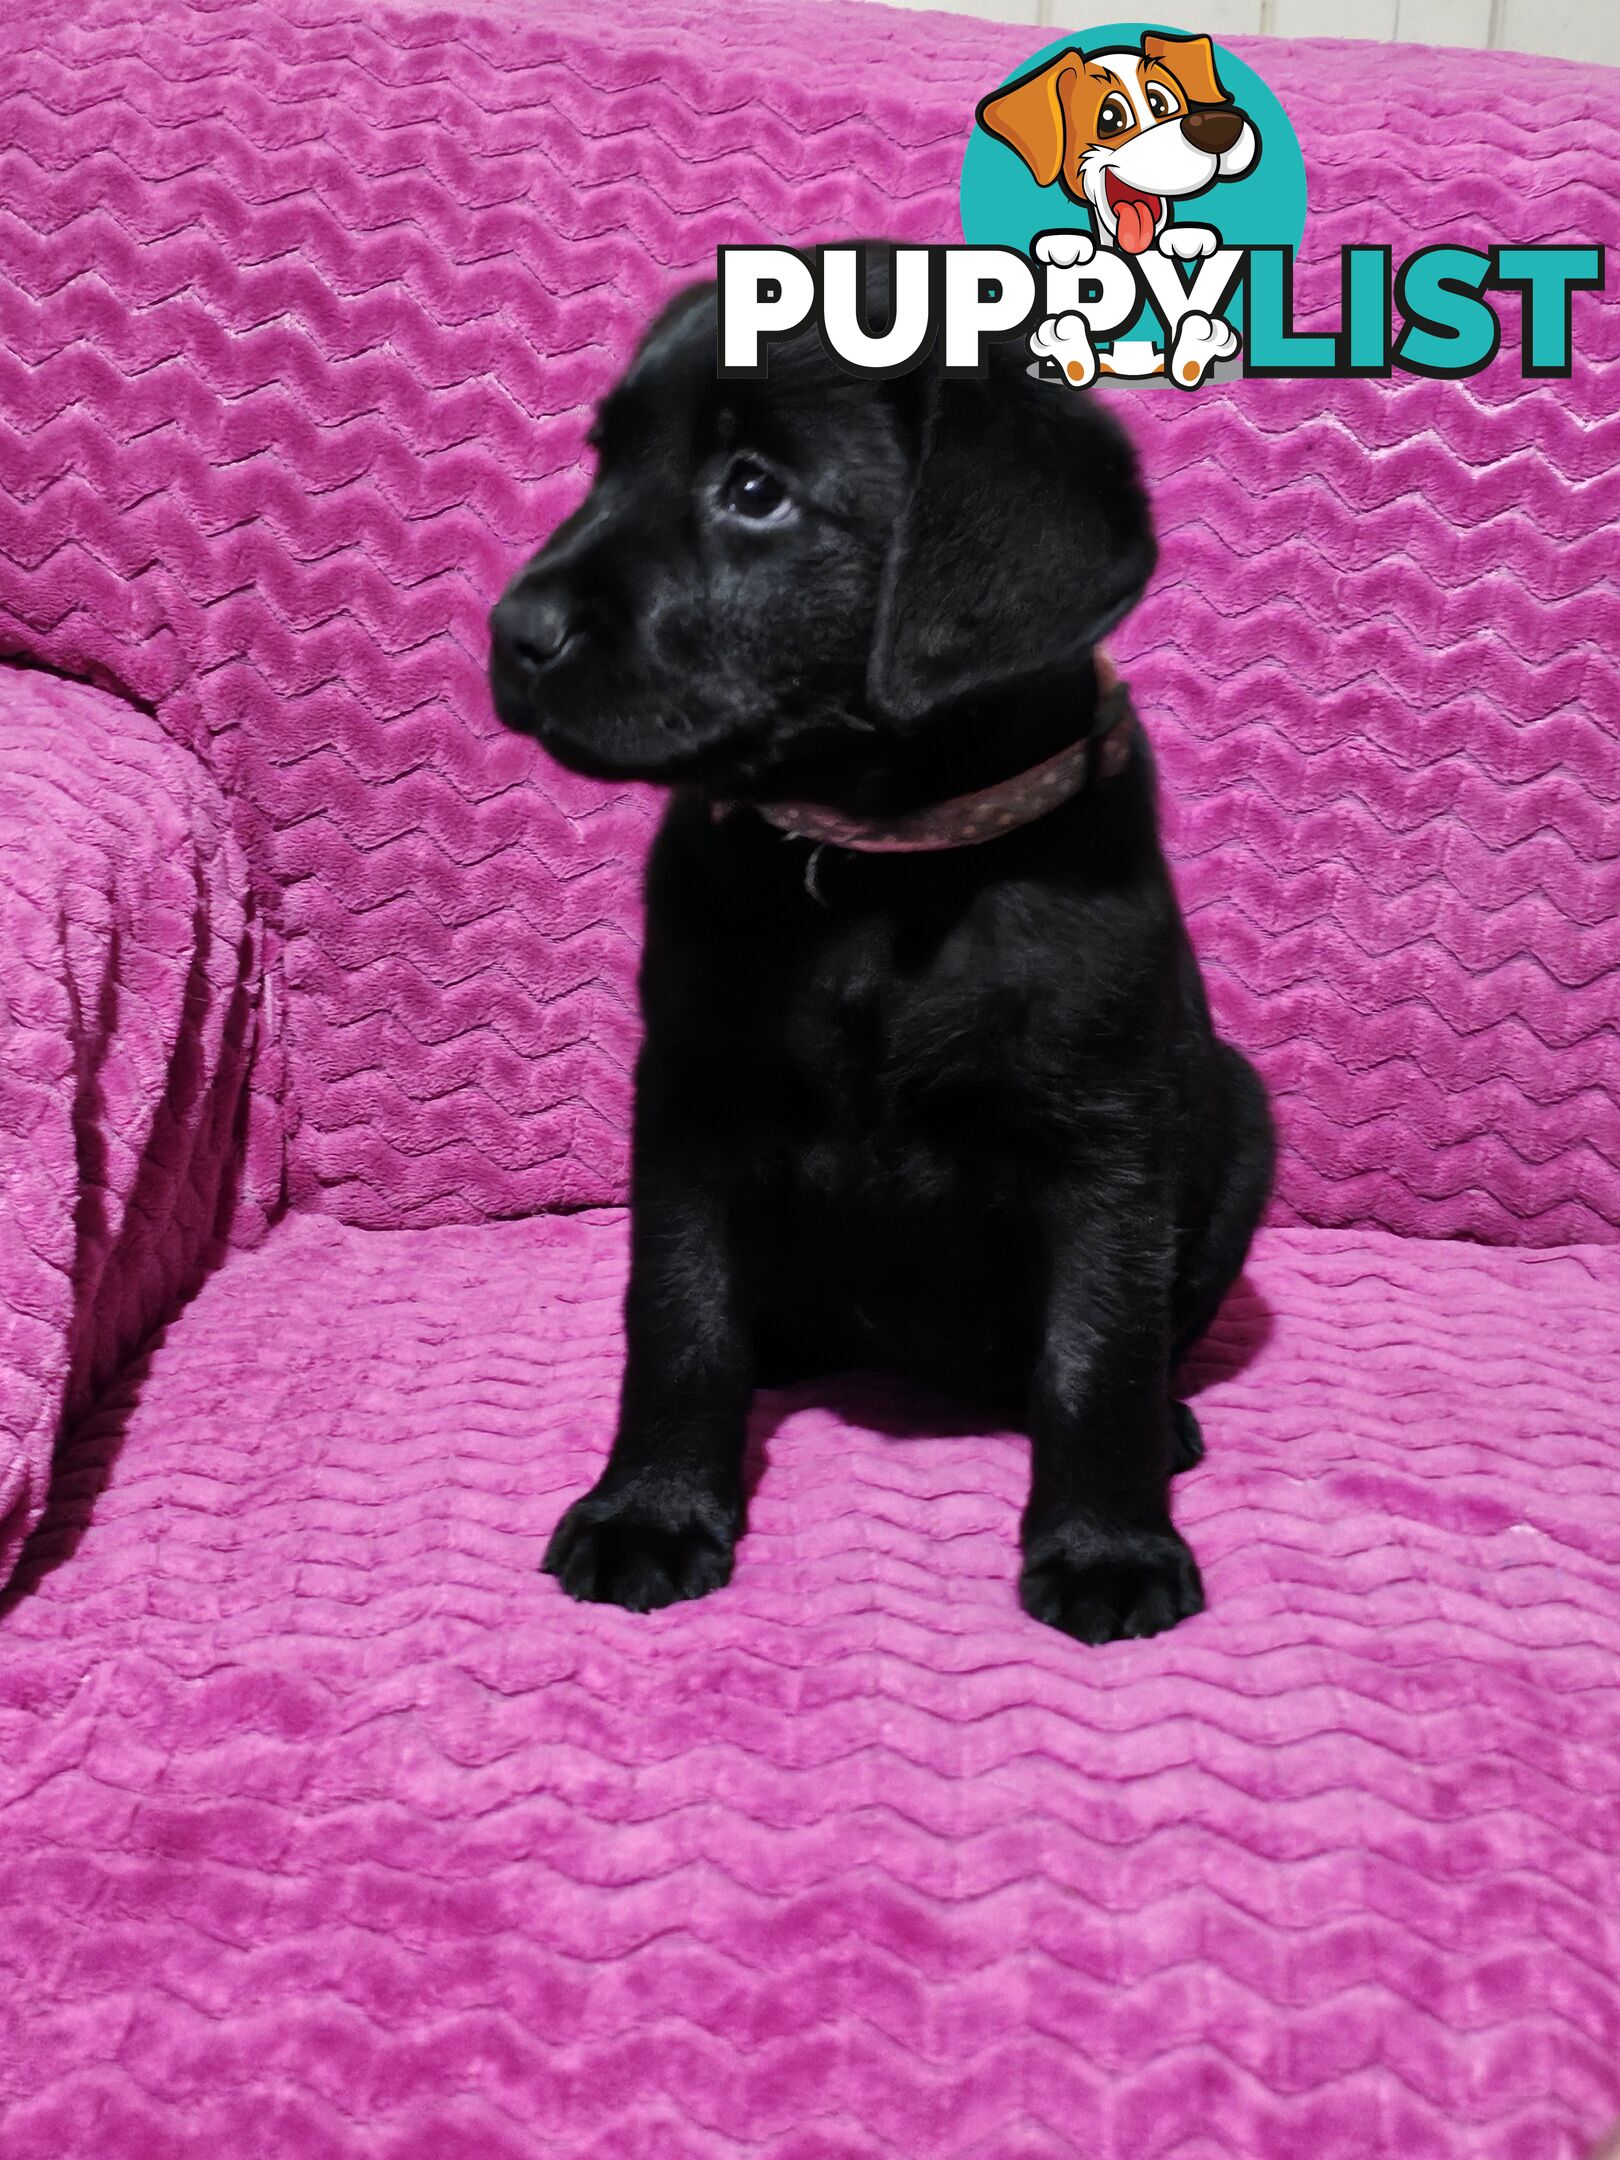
[1181,107,1245,155]
[490,586,579,678]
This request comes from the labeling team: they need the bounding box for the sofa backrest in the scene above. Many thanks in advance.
[1,0,1615,1243]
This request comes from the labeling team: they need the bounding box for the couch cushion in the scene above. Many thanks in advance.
[3,1214,1615,2155]
[2,0,1615,1240]
[0,668,275,1592]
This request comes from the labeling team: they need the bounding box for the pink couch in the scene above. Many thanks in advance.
[2,0,1617,2152]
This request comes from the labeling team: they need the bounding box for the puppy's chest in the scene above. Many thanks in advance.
[768,907,1051,1166]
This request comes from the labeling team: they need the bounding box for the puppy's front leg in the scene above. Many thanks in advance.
[544,1086,752,1613]
[1019,1163,1204,1644]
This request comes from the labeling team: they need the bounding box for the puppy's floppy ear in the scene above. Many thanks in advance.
[976,54,1078,191]
[867,362,1156,723]
[1142,31,1232,108]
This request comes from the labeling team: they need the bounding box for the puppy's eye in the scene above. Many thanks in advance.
[1144,81,1179,120]
[718,456,790,521]
[1097,94,1133,138]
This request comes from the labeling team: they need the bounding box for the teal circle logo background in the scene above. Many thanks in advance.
[959,22,1307,258]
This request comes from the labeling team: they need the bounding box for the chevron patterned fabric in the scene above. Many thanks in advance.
[1,0,1614,1238]
[1,0,1618,2151]
[0,671,273,1587]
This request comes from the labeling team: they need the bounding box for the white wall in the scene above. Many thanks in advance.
[865,0,1620,69]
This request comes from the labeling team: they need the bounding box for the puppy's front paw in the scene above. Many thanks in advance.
[1019,1522,1204,1643]
[543,1474,740,1612]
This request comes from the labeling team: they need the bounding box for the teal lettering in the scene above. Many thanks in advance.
[1394,248,1497,376]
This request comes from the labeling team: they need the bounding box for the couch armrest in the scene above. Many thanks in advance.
[0,670,273,1589]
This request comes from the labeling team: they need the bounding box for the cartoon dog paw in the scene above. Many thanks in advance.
[1168,310,1239,389]
[1029,312,1098,388]
[1158,225,1220,262]
[1033,230,1095,270]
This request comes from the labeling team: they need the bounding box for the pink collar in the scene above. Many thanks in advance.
[716,655,1135,854]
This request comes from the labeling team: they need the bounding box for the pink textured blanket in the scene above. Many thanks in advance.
[0,672,271,1586]
[1,0,1618,2151]
[0,0,1615,1242]
[4,1211,1618,2154]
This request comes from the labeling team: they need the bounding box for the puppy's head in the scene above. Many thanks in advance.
[488,262,1155,798]
[977,33,1257,251]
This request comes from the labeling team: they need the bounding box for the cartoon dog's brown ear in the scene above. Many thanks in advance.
[1143,30,1232,107]
[976,54,1078,190]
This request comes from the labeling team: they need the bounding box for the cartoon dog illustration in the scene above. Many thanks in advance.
[1027,229,1240,391]
[977,30,1259,258]
[978,31,1256,388]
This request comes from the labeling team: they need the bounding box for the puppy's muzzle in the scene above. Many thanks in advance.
[489,583,580,686]
[1180,107,1246,155]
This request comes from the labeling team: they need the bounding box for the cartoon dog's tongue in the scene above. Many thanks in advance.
[1105,174,1162,255]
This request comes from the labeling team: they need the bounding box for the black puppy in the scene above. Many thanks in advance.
[488,271,1273,1643]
